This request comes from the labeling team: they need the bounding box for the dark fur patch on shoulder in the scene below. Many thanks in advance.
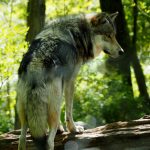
[18,39,41,76]
[69,19,93,61]
[42,39,78,69]
[78,20,93,60]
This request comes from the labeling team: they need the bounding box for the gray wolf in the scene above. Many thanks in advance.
[17,12,124,150]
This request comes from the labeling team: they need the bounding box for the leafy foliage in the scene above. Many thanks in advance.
[0,1,27,133]
[46,0,100,18]
[0,0,149,133]
[73,60,144,125]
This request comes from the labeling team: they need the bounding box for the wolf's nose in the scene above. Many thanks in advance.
[118,49,124,55]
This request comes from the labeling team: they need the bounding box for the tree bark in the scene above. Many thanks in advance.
[26,0,46,43]
[132,0,150,107]
[1,116,150,150]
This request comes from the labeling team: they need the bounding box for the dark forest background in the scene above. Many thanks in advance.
[0,0,149,134]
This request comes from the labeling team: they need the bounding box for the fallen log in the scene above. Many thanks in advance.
[0,116,150,150]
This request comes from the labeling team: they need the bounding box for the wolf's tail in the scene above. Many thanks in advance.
[27,90,48,150]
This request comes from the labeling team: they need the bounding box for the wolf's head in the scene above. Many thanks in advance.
[89,12,124,58]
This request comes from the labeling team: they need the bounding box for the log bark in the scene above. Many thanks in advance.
[0,116,150,150]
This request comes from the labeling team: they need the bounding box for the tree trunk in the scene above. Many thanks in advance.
[26,0,46,43]
[1,116,150,150]
[132,0,150,107]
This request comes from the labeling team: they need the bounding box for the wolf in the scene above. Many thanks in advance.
[17,12,124,150]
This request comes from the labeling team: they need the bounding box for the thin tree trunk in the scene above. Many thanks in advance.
[26,0,46,43]
[132,0,150,107]
[6,78,11,119]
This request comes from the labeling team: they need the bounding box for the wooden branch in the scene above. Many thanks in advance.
[0,116,150,150]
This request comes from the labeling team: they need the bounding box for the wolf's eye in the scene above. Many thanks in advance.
[101,18,109,24]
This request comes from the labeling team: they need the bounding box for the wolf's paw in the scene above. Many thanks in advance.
[68,125,84,134]
[57,124,65,134]
[74,125,84,133]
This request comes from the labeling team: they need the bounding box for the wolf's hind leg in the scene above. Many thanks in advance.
[47,78,63,150]
[65,80,84,133]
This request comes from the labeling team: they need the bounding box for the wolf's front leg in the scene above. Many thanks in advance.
[47,78,63,150]
[65,80,84,133]
[18,124,27,150]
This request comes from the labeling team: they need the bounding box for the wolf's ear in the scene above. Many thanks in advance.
[110,12,119,22]
[90,16,100,26]
[90,13,108,26]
